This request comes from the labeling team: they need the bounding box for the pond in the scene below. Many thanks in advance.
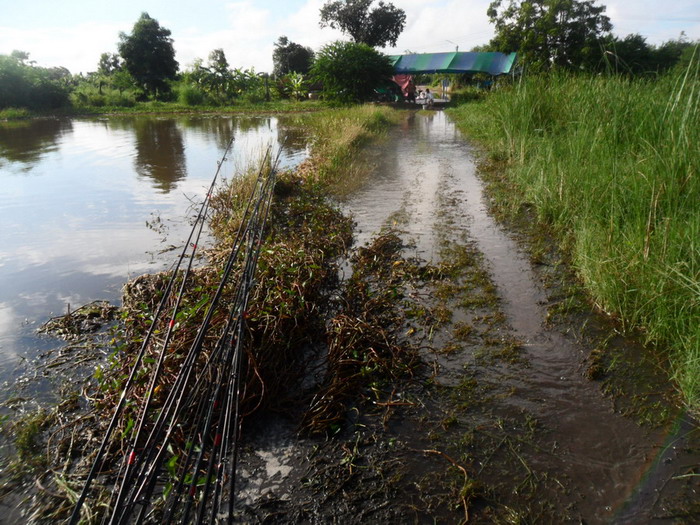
[0,115,308,389]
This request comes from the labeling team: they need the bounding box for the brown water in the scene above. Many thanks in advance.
[0,115,308,390]
[341,110,698,523]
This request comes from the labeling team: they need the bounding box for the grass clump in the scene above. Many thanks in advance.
[296,104,400,195]
[0,107,32,120]
[448,62,700,412]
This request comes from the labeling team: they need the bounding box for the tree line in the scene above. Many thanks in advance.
[1,0,698,113]
[486,0,697,74]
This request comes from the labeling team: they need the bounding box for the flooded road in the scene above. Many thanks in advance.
[339,110,698,523]
[0,116,307,390]
[2,110,696,523]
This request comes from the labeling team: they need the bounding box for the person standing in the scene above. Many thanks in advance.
[406,80,416,103]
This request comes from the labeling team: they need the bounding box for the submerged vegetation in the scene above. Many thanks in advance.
[448,59,700,412]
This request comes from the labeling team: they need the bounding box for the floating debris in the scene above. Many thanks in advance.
[38,301,118,340]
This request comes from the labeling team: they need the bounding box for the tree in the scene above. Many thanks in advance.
[272,36,314,77]
[10,50,32,65]
[487,0,612,70]
[310,40,394,103]
[207,48,229,75]
[319,0,406,48]
[97,52,122,76]
[599,33,697,76]
[600,33,653,75]
[200,49,234,103]
[672,41,700,74]
[0,52,70,110]
[118,12,178,98]
[653,34,696,72]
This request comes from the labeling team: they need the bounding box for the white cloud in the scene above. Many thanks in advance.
[577,1,700,44]
[386,0,494,54]
[174,0,346,73]
[283,0,346,49]
[175,1,278,72]
[0,22,126,74]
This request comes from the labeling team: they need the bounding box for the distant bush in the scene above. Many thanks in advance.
[311,41,394,104]
[71,92,106,107]
[274,72,308,100]
[0,54,70,110]
[70,85,137,108]
[240,88,267,104]
[105,90,136,107]
[177,84,206,106]
[0,107,31,120]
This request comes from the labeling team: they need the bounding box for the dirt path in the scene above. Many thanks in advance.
[233,110,699,523]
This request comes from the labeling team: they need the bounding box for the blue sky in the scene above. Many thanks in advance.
[1,0,699,74]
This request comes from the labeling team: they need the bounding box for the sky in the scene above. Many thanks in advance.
[1,0,699,75]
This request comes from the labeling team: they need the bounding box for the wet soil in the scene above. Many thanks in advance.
[232,111,699,523]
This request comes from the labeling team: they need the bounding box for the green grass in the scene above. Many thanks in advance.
[0,107,32,120]
[294,104,400,195]
[64,97,326,116]
[448,64,700,413]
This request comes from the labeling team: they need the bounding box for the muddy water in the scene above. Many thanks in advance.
[341,111,698,522]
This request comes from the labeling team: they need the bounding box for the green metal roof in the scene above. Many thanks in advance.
[389,52,517,76]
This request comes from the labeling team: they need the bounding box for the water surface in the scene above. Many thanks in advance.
[0,115,307,383]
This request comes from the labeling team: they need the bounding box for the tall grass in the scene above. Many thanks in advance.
[449,63,700,412]
[295,105,399,195]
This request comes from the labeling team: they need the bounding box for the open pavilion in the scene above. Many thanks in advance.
[389,51,517,103]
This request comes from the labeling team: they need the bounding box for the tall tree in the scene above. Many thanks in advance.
[202,48,234,102]
[272,36,314,77]
[207,48,230,75]
[97,52,122,76]
[118,12,178,97]
[487,0,612,70]
[319,0,406,48]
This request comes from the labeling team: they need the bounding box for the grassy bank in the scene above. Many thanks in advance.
[1,99,327,119]
[448,67,700,412]
[295,104,399,194]
[71,98,326,115]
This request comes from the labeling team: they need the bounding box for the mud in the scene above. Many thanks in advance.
[232,110,699,523]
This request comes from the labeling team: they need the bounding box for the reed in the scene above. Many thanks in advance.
[449,61,700,412]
